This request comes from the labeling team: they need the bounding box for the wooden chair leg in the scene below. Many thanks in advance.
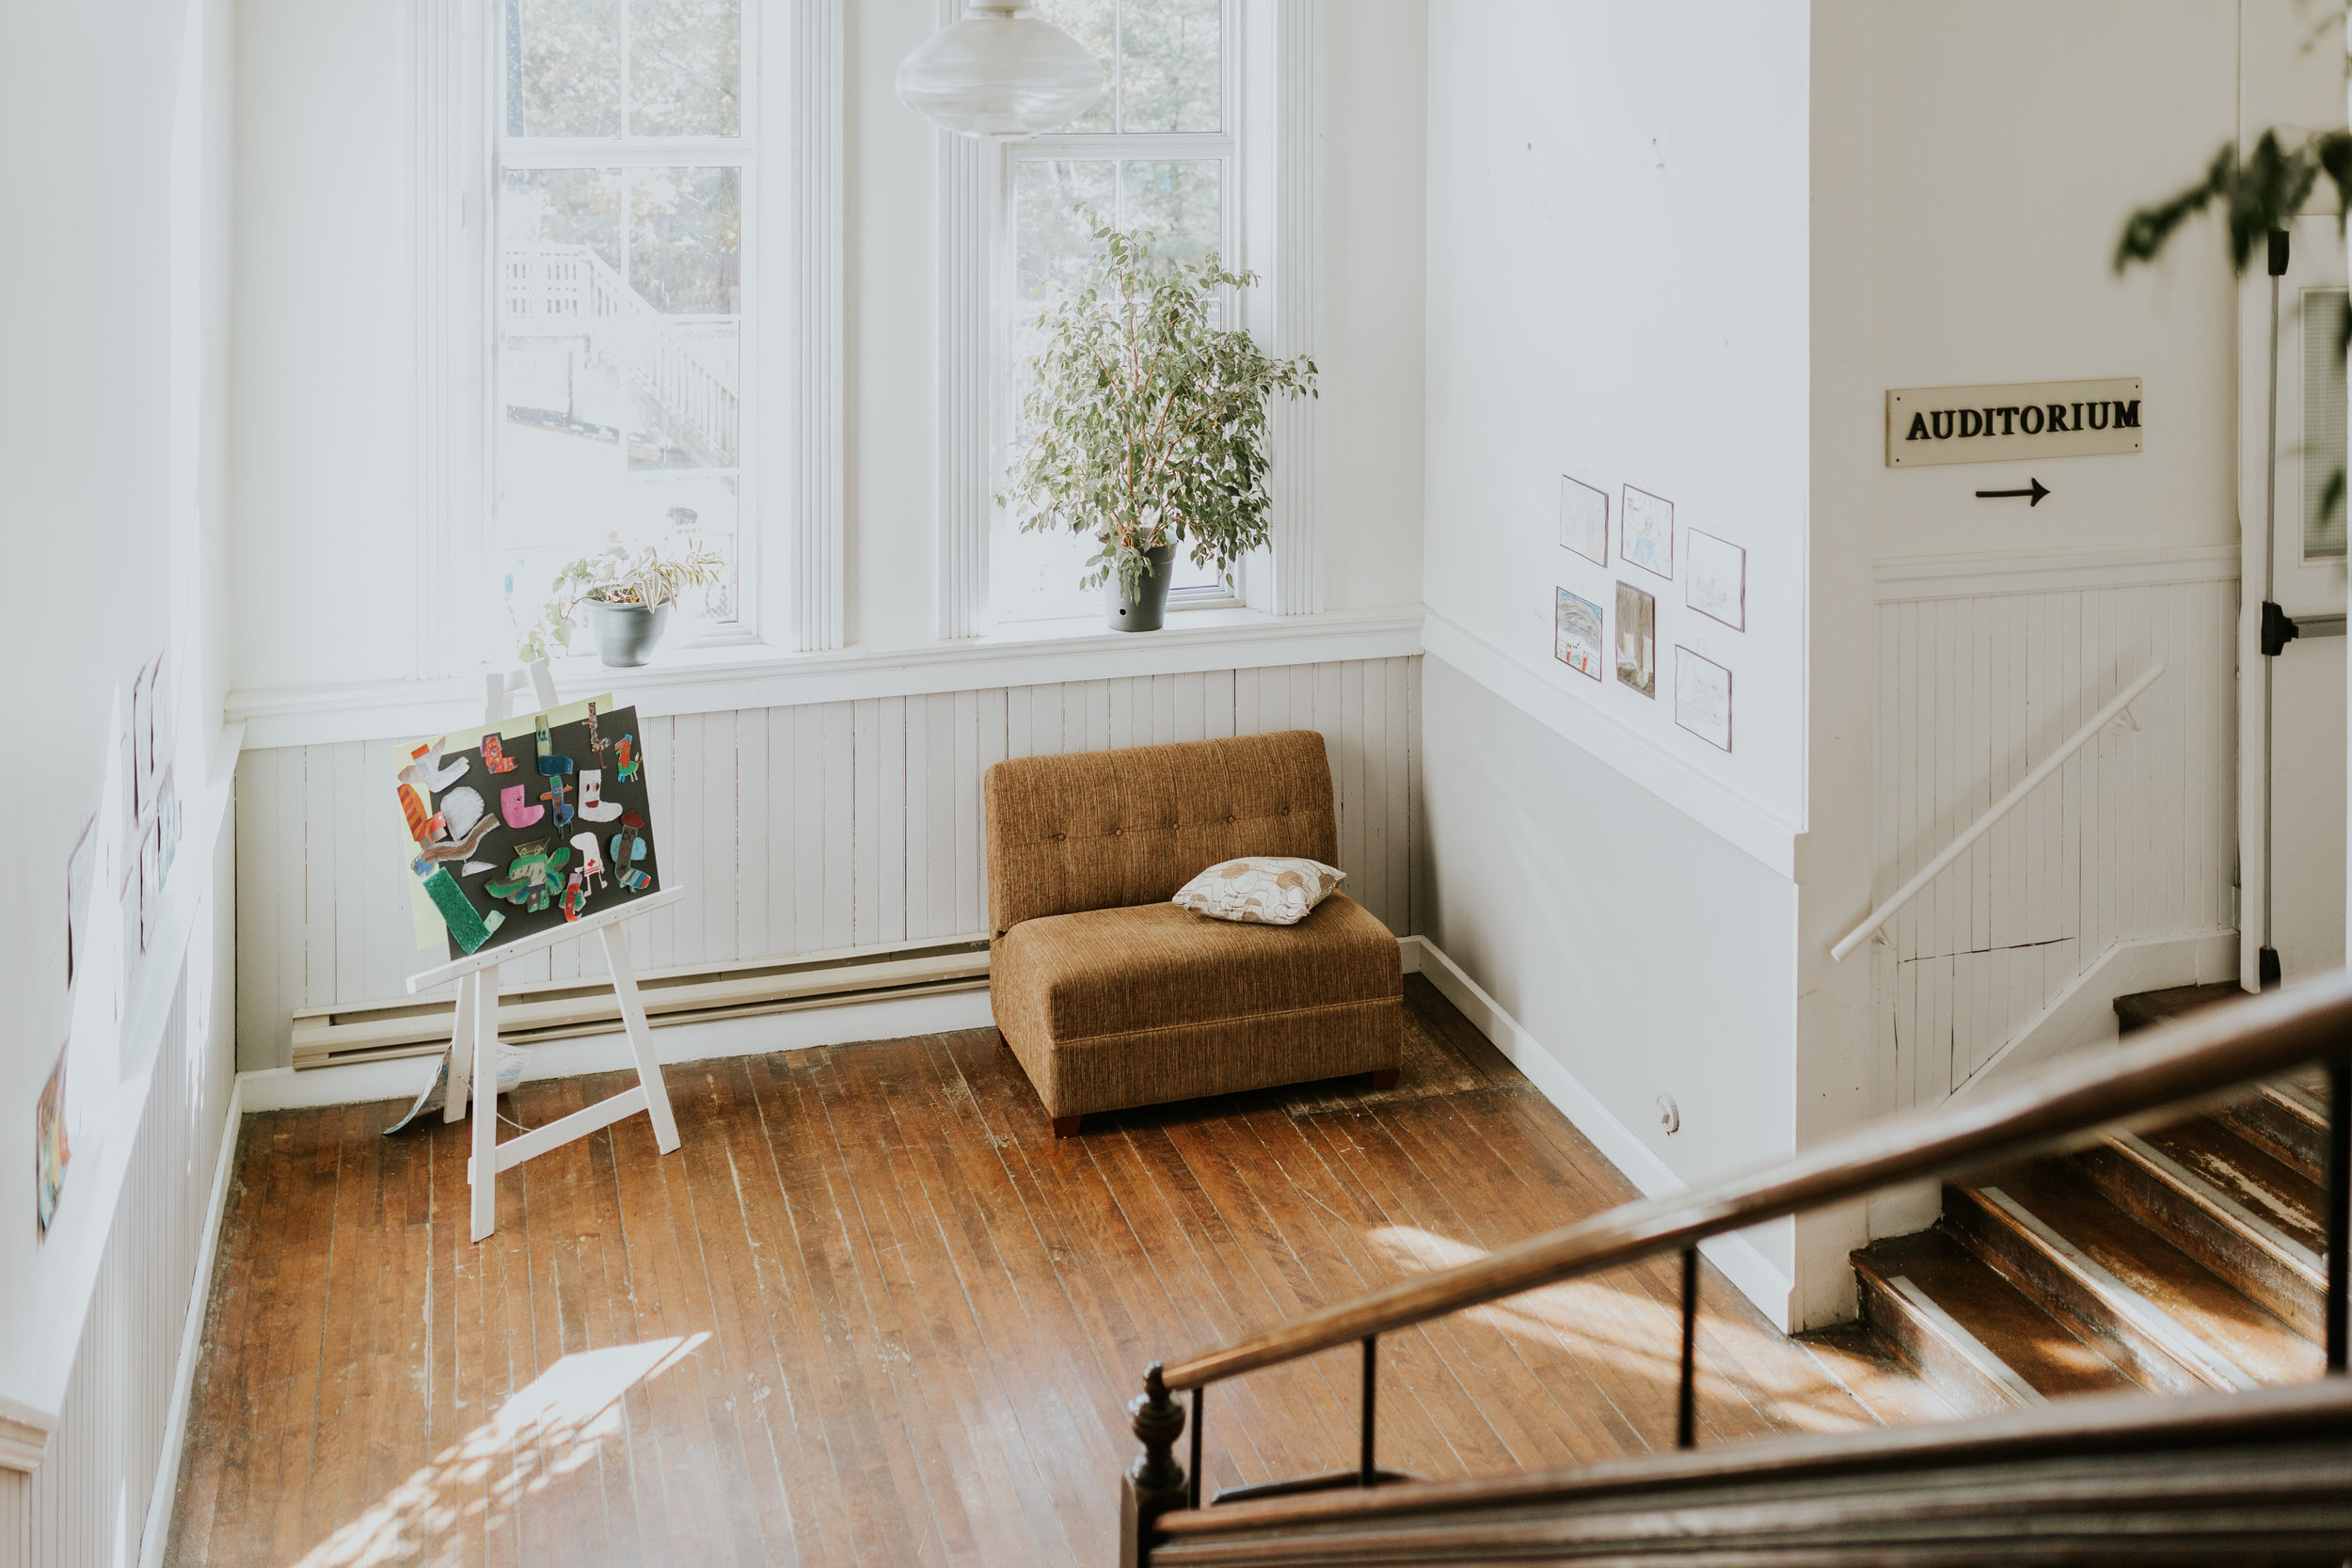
[1370,1069,1400,1091]
[1051,1115,1083,1138]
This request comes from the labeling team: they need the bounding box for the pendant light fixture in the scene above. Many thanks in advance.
[896,4,1105,139]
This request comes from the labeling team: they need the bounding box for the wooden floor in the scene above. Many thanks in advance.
[167,978,1908,1568]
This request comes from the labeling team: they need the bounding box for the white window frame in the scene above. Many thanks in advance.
[933,0,1323,640]
[415,0,842,678]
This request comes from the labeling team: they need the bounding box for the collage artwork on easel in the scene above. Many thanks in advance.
[398,695,663,959]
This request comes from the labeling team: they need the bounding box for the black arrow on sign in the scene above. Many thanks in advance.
[1975,478,2050,506]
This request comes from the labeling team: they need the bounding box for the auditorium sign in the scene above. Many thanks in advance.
[1885,377,2142,467]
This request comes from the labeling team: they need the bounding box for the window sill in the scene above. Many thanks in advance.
[227,604,1427,750]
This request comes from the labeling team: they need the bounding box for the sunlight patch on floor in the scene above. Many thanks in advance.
[289,1334,710,1568]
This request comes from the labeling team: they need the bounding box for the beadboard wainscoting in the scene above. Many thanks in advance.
[0,887,240,1568]
[1869,547,2238,1117]
[235,657,1424,1073]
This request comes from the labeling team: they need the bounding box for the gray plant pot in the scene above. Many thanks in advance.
[1105,542,1179,633]
[586,599,672,667]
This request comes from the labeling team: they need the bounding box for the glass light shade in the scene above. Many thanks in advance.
[896,6,1105,139]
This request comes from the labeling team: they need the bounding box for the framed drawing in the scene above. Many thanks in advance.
[1555,588,1604,680]
[1685,530,1745,631]
[1559,475,1609,566]
[1621,485,1674,579]
[399,696,663,960]
[1614,581,1656,697]
[1676,647,1733,751]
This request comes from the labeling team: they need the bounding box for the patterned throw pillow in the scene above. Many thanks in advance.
[1171,857,1346,926]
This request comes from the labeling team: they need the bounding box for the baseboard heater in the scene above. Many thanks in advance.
[290,934,993,1070]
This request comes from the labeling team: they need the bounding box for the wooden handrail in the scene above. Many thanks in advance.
[1830,661,2163,961]
[1157,967,2349,1392]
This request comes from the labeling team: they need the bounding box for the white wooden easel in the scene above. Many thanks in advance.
[404,661,684,1241]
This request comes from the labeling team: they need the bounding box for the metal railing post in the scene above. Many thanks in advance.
[1361,1337,1378,1485]
[1677,1246,1699,1449]
[2329,1056,2349,1374]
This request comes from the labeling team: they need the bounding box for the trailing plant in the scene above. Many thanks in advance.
[2116,126,2352,521]
[1000,220,1317,602]
[516,531,728,662]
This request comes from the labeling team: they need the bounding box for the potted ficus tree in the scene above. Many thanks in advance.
[517,530,728,667]
[1001,221,1317,631]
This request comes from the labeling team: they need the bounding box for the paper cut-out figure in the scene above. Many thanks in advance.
[569,830,607,889]
[615,735,641,784]
[439,786,486,840]
[422,867,499,954]
[410,814,498,878]
[540,771,574,829]
[575,768,623,823]
[486,839,572,913]
[481,733,519,774]
[560,866,591,922]
[460,860,494,877]
[500,782,546,830]
[610,810,652,892]
[398,783,445,846]
[403,736,469,794]
[585,702,613,769]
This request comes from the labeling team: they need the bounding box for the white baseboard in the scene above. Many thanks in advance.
[1403,936,1794,1330]
[1951,930,2239,1105]
[139,1076,245,1568]
[239,986,999,1113]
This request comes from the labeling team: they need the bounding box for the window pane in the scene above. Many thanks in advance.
[509,0,622,137]
[1031,0,1114,133]
[497,165,741,642]
[630,0,741,136]
[628,165,740,314]
[1120,0,1219,133]
[2305,288,2348,562]
[1120,159,1221,268]
[1015,159,1117,309]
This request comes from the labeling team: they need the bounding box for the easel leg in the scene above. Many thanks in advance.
[600,923,679,1153]
[469,962,501,1242]
[443,971,477,1125]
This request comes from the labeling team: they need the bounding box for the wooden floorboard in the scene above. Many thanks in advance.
[167,976,1899,1568]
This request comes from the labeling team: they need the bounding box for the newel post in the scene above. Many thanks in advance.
[1120,1362,1189,1568]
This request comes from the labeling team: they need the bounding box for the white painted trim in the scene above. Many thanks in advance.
[1872,543,2240,601]
[1949,930,2240,1104]
[227,604,1425,748]
[1421,613,1801,878]
[239,985,999,1112]
[136,1077,245,1564]
[788,0,845,651]
[1264,0,1325,615]
[0,1393,52,1474]
[932,0,992,641]
[1402,935,1796,1329]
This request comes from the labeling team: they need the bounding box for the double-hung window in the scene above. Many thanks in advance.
[494,0,752,647]
[991,0,1244,625]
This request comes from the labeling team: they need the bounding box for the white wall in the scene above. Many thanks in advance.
[229,0,1430,694]
[0,0,241,1557]
[1420,0,1811,1324]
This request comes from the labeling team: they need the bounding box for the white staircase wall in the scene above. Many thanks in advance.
[1869,547,2238,1118]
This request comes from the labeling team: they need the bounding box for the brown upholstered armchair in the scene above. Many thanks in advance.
[984,729,1404,1137]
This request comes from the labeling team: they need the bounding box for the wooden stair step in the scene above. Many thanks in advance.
[2073,1125,2325,1339]
[2217,1075,2332,1185]
[2112,981,2246,1037]
[2137,1115,2327,1255]
[1790,1321,1959,1429]
[1852,1229,2136,1416]
[1947,1169,2310,1393]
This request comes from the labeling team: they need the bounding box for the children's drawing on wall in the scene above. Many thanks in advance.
[1559,474,1609,566]
[36,1037,70,1238]
[1676,646,1733,752]
[1555,588,1604,681]
[1621,485,1674,579]
[1685,530,1746,631]
[400,697,663,961]
[1615,581,1656,697]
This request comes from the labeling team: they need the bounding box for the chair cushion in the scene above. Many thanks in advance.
[995,893,1400,1044]
[992,894,1403,1117]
